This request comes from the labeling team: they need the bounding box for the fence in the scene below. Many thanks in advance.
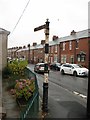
[19,67,39,119]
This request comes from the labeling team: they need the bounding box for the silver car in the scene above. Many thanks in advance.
[34,63,50,73]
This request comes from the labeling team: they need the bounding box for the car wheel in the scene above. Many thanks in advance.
[73,71,77,76]
[56,68,58,71]
[61,70,64,75]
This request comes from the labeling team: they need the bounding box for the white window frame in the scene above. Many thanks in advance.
[69,41,72,50]
[76,39,79,49]
[63,42,66,51]
[61,55,67,63]
[54,54,57,62]
[51,46,53,53]
[55,45,57,52]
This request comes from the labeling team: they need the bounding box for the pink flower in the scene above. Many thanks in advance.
[10,89,16,95]
[16,80,18,82]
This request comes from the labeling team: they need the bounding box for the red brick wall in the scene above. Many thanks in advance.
[60,38,89,68]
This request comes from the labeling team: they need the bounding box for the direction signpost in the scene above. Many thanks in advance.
[34,19,50,112]
[34,24,46,32]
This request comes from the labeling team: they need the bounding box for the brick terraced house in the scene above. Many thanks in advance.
[8,29,90,68]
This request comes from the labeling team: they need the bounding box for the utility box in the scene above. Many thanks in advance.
[0,28,10,71]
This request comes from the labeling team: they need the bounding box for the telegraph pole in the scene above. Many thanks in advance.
[34,19,50,112]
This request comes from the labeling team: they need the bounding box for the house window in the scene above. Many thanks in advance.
[69,41,72,50]
[49,57,50,63]
[51,46,53,53]
[70,55,74,63]
[54,54,57,62]
[76,39,79,49]
[61,55,63,63]
[61,55,67,63]
[55,45,57,52]
[51,57,53,63]
[81,55,86,62]
[63,55,67,63]
[77,54,86,62]
[77,55,80,62]
[63,42,66,51]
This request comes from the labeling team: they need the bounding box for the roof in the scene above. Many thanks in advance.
[17,47,28,52]
[35,44,44,49]
[49,40,59,46]
[58,29,90,43]
[33,29,90,49]
[0,28,10,35]
[8,29,90,51]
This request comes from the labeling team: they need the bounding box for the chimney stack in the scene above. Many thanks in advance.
[70,30,76,35]
[52,35,58,41]
[41,40,45,45]
[33,42,37,46]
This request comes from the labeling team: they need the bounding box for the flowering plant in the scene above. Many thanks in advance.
[8,59,28,76]
[11,78,35,101]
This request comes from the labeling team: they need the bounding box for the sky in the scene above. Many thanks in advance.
[0,0,89,48]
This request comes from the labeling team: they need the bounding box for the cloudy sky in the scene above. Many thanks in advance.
[0,0,89,48]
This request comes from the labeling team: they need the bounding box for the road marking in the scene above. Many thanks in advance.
[79,94,87,99]
[73,91,87,99]
[73,91,79,95]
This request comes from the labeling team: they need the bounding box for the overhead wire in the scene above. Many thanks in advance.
[11,0,31,34]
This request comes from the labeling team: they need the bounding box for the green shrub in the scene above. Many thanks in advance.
[8,59,28,76]
[2,66,12,78]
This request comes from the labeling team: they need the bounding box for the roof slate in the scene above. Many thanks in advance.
[16,29,90,51]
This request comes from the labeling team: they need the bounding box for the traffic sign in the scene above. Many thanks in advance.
[34,24,46,32]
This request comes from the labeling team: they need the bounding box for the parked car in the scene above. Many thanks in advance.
[34,63,50,73]
[50,62,62,71]
[60,63,89,77]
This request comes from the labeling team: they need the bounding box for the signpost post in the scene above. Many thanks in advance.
[34,19,50,112]
[28,44,30,63]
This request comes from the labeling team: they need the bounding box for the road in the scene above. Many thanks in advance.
[28,64,88,97]
[28,64,88,118]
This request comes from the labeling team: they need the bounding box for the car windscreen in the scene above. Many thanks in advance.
[56,63,61,66]
[72,64,83,68]
[40,64,45,67]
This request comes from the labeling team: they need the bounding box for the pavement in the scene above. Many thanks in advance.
[2,78,20,119]
[2,77,42,119]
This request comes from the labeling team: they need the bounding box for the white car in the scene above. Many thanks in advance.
[60,63,89,77]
